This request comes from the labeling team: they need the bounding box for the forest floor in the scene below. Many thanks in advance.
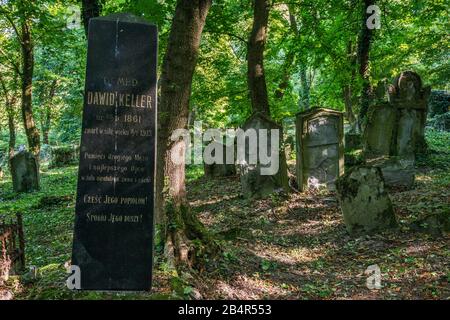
[0,128,449,300]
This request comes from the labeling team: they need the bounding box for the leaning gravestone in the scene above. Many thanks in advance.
[295,108,344,191]
[71,14,157,291]
[10,151,40,192]
[336,166,397,234]
[239,113,289,198]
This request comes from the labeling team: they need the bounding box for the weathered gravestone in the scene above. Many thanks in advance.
[336,166,397,235]
[10,151,40,192]
[71,14,157,291]
[363,71,430,188]
[204,140,236,177]
[239,113,289,198]
[295,108,344,191]
[365,71,430,159]
[388,70,430,157]
[363,102,397,158]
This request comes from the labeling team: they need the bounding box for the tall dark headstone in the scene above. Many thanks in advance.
[71,14,157,291]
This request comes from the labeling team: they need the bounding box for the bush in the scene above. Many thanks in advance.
[427,112,450,132]
[428,90,449,118]
[50,145,79,168]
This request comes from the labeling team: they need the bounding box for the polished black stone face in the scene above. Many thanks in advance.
[72,14,157,291]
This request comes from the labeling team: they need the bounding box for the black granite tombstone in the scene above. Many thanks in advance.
[71,14,157,291]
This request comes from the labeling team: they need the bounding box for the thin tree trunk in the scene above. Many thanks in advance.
[357,0,374,129]
[248,0,270,116]
[0,75,16,162]
[41,79,57,145]
[7,101,16,162]
[80,0,102,37]
[20,19,40,159]
[299,66,309,110]
[344,40,357,130]
[157,0,216,270]
[274,5,297,101]
[282,5,309,111]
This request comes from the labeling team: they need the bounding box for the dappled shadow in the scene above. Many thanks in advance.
[187,170,450,299]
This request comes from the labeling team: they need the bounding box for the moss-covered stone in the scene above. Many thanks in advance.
[11,151,40,192]
[50,145,79,168]
[336,165,397,235]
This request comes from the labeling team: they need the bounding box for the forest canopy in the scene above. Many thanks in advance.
[0,0,448,151]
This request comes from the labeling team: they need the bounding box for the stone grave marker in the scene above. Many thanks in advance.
[71,14,157,291]
[10,151,40,192]
[239,113,289,198]
[388,71,430,158]
[363,102,397,158]
[295,108,344,191]
[363,71,430,188]
[336,166,397,235]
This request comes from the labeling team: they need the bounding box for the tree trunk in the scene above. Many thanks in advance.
[80,0,102,37]
[157,0,216,271]
[357,0,374,129]
[20,20,40,159]
[247,0,270,116]
[41,79,57,145]
[344,41,357,130]
[274,5,297,101]
[0,75,16,162]
[7,102,16,163]
[299,66,310,111]
[282,5,309,111]
[343,86,356,127]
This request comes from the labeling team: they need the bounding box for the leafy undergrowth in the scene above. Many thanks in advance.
[1,129,449,300]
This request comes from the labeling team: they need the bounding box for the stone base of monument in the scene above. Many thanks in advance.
[336,165,397,235]
[368,157,415,189]
[11,151,40,193]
